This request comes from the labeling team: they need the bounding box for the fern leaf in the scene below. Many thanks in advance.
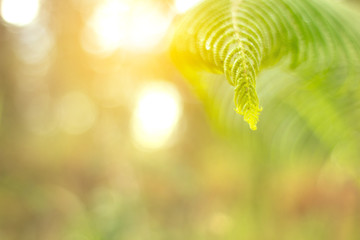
[171,0,360,130]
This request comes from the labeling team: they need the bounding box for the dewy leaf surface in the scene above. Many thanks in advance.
[171,0,360,130]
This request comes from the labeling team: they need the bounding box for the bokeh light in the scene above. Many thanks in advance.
[82,0,173,54]
[13,23,54,64]
[128,4,173,50]
[1,0,40,27]
[131,81,182,150]
[82,0,129,54]
[57,92,98,135]
[174,0,203,13]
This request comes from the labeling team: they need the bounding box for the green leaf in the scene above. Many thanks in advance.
[171,0,360,130]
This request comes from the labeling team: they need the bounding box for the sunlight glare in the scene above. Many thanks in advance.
[83,0,172,54]
[84,0,129,53]
[174,0,203,13]
[132,82,182,150]
[129,5,173,50]
[1,0,40,27]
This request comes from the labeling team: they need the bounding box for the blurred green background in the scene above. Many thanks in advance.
[1,0,360,239]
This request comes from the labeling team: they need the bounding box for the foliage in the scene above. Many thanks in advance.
[171,0,360,134]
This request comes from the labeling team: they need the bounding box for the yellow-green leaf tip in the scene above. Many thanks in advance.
[236,105,262,131]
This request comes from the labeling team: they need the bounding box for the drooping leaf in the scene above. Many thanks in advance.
[171,0,360,131]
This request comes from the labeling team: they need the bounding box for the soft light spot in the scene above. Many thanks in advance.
[1,0,40,27]
[131,82,182,150]
[14,23,54,64]
[82,0,172,54]
[174,0,203,13]
[57,92,97,135]
[128,4,173,50]
[209,212,231,235]
[82,0,129,54]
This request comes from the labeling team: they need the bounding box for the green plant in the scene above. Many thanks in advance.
[171,0,360,134]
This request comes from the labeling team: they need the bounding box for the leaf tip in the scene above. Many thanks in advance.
[236,105,262,131]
